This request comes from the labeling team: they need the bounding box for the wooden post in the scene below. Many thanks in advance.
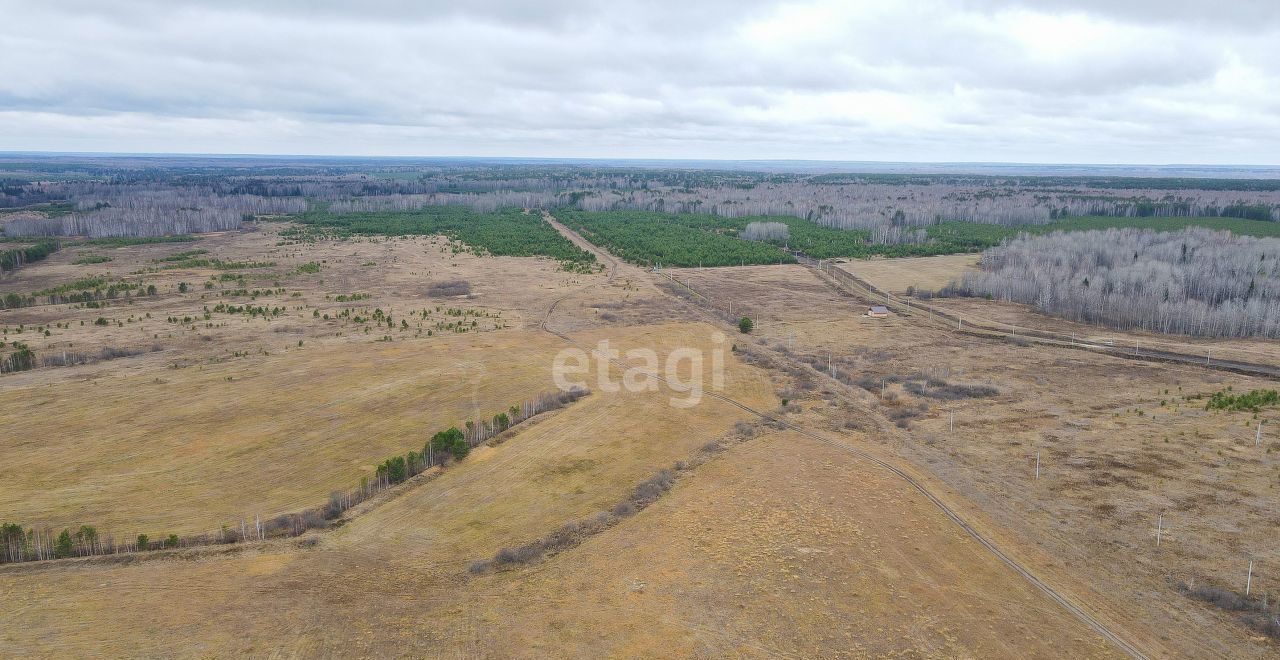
[1156,513,1163,547]
[1035,450,1041,480]
[1247,560,1254,596]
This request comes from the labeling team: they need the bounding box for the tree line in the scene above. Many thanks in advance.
[8,160,1280,251]
[0,387,590,565]
[0,239,59,273]
[943,227,1280,338]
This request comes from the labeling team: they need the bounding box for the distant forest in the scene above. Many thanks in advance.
[2,158,1279,243]
[945,228,1280,339]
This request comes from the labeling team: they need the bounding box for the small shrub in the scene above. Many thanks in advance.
[428,279,471,297]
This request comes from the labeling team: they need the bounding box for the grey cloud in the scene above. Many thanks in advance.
[0,0,1278,163]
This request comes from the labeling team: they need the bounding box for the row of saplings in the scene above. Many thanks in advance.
[0,524,177,563]
[0,386,590,565]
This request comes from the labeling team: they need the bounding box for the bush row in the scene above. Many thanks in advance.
[0,387,590,565]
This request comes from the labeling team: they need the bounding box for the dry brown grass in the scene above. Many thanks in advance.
[4,230,1280,658]
[928,296,1280,367]
[664,263,1280,658]
[0,322,779,657]
[839,254,979,294]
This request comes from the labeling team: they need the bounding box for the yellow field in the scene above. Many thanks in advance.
[0,398,1128,658]
[3,223,1279,658]
[838,254,979,294]
[0,321,782,657]
[661,262,1280,657]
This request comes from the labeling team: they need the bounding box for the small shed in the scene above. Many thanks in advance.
[867,305,891,318]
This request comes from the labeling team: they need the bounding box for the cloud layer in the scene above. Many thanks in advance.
[2,0,1279,163]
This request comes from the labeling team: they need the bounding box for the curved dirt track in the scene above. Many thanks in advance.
[542,216,1148,659]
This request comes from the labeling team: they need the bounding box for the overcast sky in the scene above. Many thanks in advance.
[2,0,1279,163]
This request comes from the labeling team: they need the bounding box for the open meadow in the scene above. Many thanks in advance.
[3,195,1280,657]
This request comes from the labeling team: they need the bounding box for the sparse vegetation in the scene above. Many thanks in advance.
[427,279,471,297]
[1200,388,1279,413]
[1179,581,1280,640]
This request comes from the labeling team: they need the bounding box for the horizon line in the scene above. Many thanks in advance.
[3,151,1280,178]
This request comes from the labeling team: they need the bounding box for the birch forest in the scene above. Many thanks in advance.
[946,228,1280,338]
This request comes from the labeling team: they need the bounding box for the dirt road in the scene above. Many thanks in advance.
[802,255,1280,380]
[542,215,1149,659]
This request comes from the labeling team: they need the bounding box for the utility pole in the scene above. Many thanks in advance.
[1247,560,1255,596]
[1257,422,1263,448]
[1156,513,1163,547]
[1035,450,1041,480]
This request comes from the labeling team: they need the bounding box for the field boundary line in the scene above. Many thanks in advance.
[804,256,1280,380]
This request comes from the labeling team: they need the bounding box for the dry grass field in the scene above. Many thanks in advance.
[927,296,1280,367]
[0,321,782,657]
[828,253,1280,367]
[0,390,1127,658]
[839,253,979,294]
[665,262,1280,658]
[2,330,573,534]
[1,227,610,535]
[3,225,1279,657]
